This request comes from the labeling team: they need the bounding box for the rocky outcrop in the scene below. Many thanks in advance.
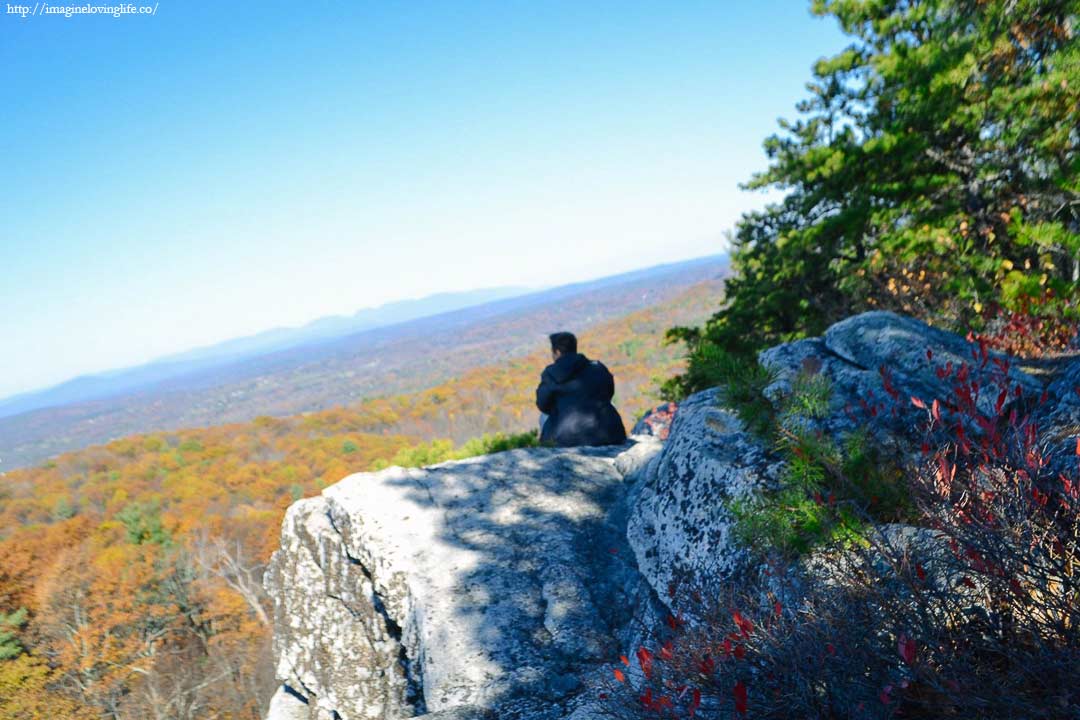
[626,311,1049,608]
[265,444,662,720]
[759,311,1041,445]
[1041,355,1080,476]
[265,311,1074,719]
[626,390,781,607]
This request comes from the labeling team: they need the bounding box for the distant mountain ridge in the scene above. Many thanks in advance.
[0,286,531,419]
[0,254,728,469]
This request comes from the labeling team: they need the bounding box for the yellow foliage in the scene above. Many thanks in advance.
[0,279,722,718]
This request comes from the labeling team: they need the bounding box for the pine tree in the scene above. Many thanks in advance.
[671,0,1079,395]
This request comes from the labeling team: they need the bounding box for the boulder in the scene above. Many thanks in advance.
[760,312,1042,457]
[1040,355,1080,477]
[1047,356,1080,407]
[827,311,1039,410]
[613,434,663,484]
[265,493,416,719]
[630,312,1048,616]
[627,388,782,609]
[265,443,654,720]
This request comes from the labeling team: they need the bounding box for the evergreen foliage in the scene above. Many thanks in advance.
[0,609,27,661]
[670,0,1080,395]
[725,365,909,556]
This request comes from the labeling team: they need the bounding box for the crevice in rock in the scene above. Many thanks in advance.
[283,671,320,711]
[282,684,309,705]
[325,508,427,716]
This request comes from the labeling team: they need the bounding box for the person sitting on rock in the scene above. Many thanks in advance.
[536,331,627,447]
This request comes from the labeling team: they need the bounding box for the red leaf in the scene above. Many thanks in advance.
[773,600,783,617]
[880,366,900,399]
[660,641,674,661]
[698,655,715,674]
[613,668,625,683]
[689,688,702,718]
[733,680,748,715]
[995,388,1008,415]
[931,399,941,423]
[620,655,630,667]
[898,634,917,665]
[1075,436,1080,456]
[825,642,836,656]
[636,647,654,679]
[734,644,746,660]
[732,610,754,637]
[915,564,927,581]
[879,684,893,705]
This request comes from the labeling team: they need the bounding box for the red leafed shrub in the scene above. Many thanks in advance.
[972,291,1078,359]
[638,403,679,440]
[598,338,1080,718]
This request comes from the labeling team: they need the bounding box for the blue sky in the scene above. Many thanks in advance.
[0,1,846,400]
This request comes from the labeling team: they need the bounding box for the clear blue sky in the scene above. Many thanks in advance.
[0,1,846,400]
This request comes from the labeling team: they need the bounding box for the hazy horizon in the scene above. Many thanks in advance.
[0,253,727,404]
[0,282,530,403]
[2,2,846,398]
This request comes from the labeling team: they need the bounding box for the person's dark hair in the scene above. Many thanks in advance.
[549,331,577,356]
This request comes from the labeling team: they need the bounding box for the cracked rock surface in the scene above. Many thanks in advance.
[265,443,656,719]
[627,389,781,607]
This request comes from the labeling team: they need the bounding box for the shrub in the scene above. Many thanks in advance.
[972,290,1079,359]
[371,430,539,470]
[725,363,909,556]
[661,342,775,433]
[601,338,1080,718]
[453,431,539,457]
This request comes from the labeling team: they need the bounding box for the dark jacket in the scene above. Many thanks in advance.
[536,353,627,447]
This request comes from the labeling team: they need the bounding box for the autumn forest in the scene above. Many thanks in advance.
[0,279,722,719]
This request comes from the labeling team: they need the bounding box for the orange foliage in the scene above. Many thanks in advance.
[0,280,721,717]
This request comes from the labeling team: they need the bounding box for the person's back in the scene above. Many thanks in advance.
[536,332,627,447]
